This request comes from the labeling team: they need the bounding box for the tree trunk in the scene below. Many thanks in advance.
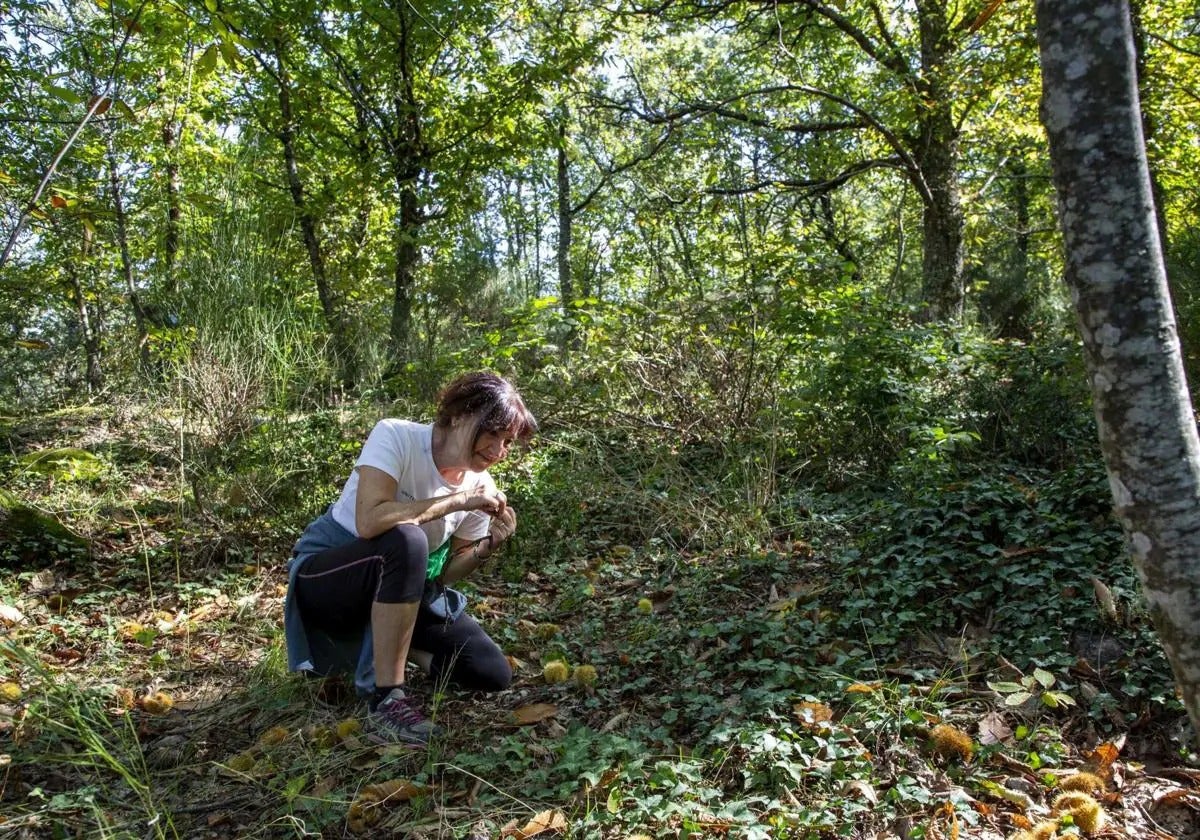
[1036,0,1200,741]
[915,0,964,323]
[162,118,182,298]
[105,132,151,373]
[271,40,355,390]
[390,183,420,359]
[385,0,424,366]
[980,152,1034,340]
[59,247,103,392]
[1128,0,1170,253]
[556,114,574,311]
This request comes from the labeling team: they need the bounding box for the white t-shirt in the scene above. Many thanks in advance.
[329,420,493,551]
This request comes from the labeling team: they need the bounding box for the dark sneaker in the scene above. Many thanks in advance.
[367,687,443,746]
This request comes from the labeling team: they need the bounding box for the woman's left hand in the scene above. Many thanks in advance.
[490,506,517,545]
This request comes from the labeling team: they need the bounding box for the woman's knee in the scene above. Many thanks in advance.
[446,643,512,692]
[373,525,428,602]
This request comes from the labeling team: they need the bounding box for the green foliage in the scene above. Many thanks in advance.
[988,667,1076,710]
[18,447,110,482]
[824,459,1125,643]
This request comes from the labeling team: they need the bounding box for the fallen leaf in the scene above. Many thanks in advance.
[1091,577,1119,622]
[1152,788,1200,808]
[601,711,628,733]
[793,701,833,729]
[29,571,56,594]
[361,779,427,802]
[978,710,1012,745]
[0,605,25,626]
[977,779,1046,814]
[510,703,558,726]
[1082,740,1121,779]
[841,779,878,804]
[187,603,218,623]
[1000,545,1046,558]
[500,809,567,838]
[845,682,880,694]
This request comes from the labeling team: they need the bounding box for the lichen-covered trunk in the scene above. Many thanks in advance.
[1036,0,1200,741]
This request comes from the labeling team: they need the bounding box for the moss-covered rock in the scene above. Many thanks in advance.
[0,487,89,567]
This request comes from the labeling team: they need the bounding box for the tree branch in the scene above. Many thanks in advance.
[705,156,904,196]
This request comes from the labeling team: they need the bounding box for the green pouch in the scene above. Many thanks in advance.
[426,539,451,580]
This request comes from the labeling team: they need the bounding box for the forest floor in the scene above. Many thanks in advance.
[3,405,1200,839]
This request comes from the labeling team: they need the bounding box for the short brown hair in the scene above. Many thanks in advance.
[435,372,537,442]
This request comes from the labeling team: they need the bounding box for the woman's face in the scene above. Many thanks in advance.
[471,427,517,471]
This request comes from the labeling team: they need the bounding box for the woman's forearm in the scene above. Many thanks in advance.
[356,492,468,539]
[439,535,494,584]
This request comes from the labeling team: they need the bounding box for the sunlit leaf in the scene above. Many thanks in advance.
[218,38,240,70]
[47,84,82,104]
[197,44,218,77]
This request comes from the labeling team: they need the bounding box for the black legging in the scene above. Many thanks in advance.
[293,524,512,692]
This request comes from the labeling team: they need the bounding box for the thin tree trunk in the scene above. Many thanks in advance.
[1003,154,1032,340]
[270,39,354,389]
[816,194,863,285]
[385,0,424,365]
[162,118,182,298]
[1128,0,1170,253]
[556,115,574,311]
[57,237,103,392]
[390,183,420,359]
[349,96,373,285]
[105,132,151,373]
[915,0,964,323]
[981,152,1033,340]
[1036,0,1200,741]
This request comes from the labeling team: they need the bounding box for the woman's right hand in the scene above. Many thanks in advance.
[463,485,506,516]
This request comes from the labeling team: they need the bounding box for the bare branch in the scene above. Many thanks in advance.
[706,156,904,196]
[1148,31,1200,60]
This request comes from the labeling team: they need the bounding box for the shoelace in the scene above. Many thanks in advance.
[379,694,426,728]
